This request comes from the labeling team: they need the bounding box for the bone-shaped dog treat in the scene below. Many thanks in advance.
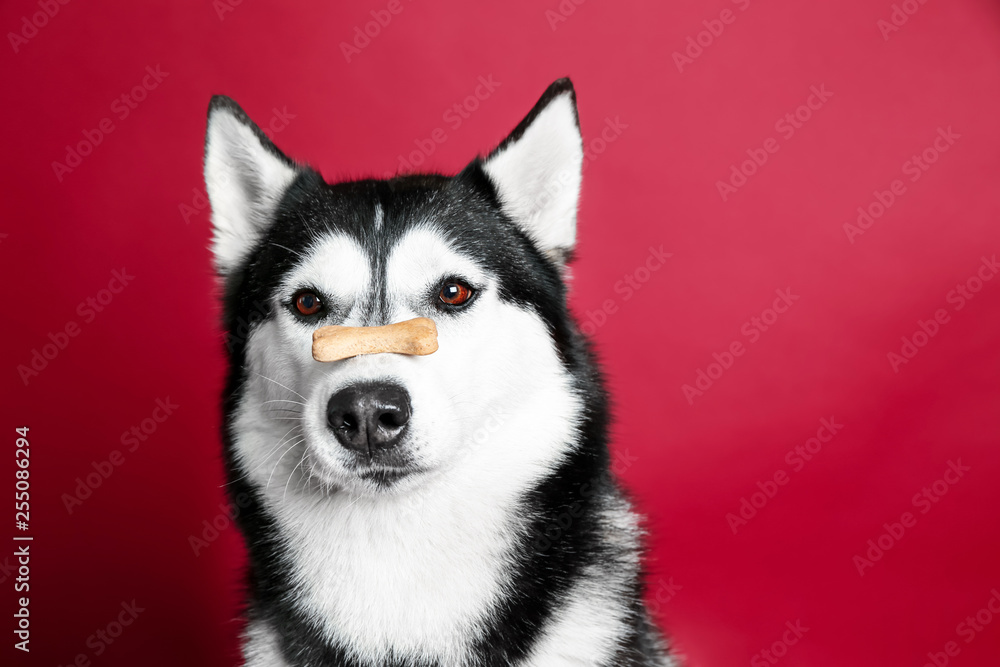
[312,317,438,362]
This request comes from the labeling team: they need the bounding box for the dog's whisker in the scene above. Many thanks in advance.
[261,406,303,415]
[248,369,308,402]
[262,412,304,421]
[296,451,312,495]
[265,437,306,492]
[343,492,365,511]
[251,427,301,466]
[222,427,301,487]
[262,398,308,407]
[283,451,308,503]
[269,242,307,260]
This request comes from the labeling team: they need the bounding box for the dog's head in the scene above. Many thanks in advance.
[206,80,589,498]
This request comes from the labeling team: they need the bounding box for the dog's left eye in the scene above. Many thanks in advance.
[439,281,473,307]
[294,291,323,316]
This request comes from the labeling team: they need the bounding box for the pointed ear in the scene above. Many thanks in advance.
[204,96,300,275]
[482,78,583,265]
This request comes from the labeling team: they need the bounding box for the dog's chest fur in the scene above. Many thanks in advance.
[272,471,521,662]
[241,486,646,667]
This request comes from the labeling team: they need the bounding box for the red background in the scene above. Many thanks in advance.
[2,0,999,665]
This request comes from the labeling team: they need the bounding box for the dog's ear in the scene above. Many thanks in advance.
[482,78,583,266]
[204,96,300,275]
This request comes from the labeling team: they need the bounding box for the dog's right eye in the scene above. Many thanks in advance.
[294,291,323,316]
[439,280,474,307]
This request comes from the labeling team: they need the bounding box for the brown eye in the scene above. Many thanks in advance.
[439,281,473,307]
[294,291,322,316]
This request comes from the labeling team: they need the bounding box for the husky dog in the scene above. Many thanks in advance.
[204,78,672,666]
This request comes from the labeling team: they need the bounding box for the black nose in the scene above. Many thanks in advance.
[326,383,411,455]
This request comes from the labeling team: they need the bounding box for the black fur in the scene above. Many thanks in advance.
[211,80,669,666]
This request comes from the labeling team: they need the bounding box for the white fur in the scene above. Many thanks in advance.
[525,496,672,667]
[279,234,372,320]
[230,225,585,663]
[525,574,630,666]
[482,92,583,263]
[242,620,289,667]
[526,496,635,666]
[204,106,299,274]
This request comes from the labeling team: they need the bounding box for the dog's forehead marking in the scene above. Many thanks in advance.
[282,232,371,301]
[385,226,486,295]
